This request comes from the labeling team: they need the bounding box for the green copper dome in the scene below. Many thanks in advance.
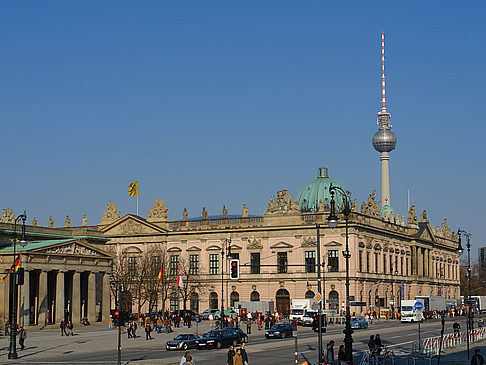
[297,167,352,213]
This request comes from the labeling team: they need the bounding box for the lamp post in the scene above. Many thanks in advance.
[316,224,323,364]
[221,238,232,328]
[456,229,470,359]
[327,184,353,363]
[8,211,27,360]
[392,269,398,319]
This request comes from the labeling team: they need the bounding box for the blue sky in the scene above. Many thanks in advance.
[1,1,485,256]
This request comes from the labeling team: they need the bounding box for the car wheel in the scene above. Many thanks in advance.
[182,343,188,350]
[216,342,222,349]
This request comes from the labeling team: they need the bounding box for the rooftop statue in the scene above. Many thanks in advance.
[202,207,208,220]
[1,209,14,223]
[420,210,428,222]
[182,208,188,221]
[407,205,418,227]
[265,189,300,215]
[362,191,380,217]
[65,215,71,228]
[101,200,120,225]
[32,217,38,226]
[49,216,54,228]
[222,205,228,219]
[148,197,168,222]
[242,204,248,218]
[440,218,451,238]
[82,214,87,226]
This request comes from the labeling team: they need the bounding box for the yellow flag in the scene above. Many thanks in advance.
[128,181,138,197]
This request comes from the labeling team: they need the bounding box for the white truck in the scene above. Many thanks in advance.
[290,298,319,324]
[471,296,486,313]
[400,299,425,322]
[415,296,446,315]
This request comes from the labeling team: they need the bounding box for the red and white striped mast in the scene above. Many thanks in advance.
[381,30,387,113]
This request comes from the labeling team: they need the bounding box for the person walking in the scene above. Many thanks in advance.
[183,355,195,365]
[226,345,236,365]
[233,348,243,365]
[180,350,191,365]
[368,335,375,352]
[66,321,74,336]
[453,321,461,334]
[337,344,345,364]
[145,322,153,340]
[471,349,485,365]
[324,340,335,364]
[240,342,249,365]
[246,318,251,335]
[209,313,214,328]
[18,326,27,350]
[374,334,382,355]
[60,319,66,336]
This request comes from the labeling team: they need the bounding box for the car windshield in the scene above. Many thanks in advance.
[271,324,285,330]
[175,335,186,340]
[291,309,304,315]
[204,331,221,337]
[401,306,413,311]
[304,312,317,317]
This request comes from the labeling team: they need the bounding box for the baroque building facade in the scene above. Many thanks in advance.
[99,168,461,316]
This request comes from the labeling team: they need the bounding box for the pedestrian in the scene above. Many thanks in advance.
[324,340,335,364]
[453,321,461,334]
[180,350,190,365]
[157,316,163,333]
[60,319,66,336]
[183,355,195,365]
[145,322,153,340]
[338,344,345,364]
[209,313,214,328]
[67,321,74,336]
[4,321,9,336]
[233,348,243,365]
[471,349,485,365]
[226,345,236,365]
[368,335,375,352]
[132,321,137,337]
[240,342,249,365]
[246,318,251,335]
[127,321,133,338]
[374,334,382,355]
[18,326,27,350]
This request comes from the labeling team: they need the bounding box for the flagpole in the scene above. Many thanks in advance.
[137,195,139,216]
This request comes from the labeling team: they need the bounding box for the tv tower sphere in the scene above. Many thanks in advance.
[372,123,397,152]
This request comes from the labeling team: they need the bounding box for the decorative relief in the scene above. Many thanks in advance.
[101,201,120,225]
[301,237,317,247]
[247,239,263,250]
[1,209,14,223]
[45,243,99,256]
[147,197,168,222]
[265,189,300,215]
[120,220,143,235]
[407,205,418,227]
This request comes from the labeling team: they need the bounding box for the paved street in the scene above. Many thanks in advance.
[0,316,479,364]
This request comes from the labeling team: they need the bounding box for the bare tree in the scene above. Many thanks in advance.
[178,256,209,312]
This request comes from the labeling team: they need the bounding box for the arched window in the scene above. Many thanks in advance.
[275,289,290,316]
[329,290,339,312]
[209,292,218,310]
[230,292,239,308]
[305,290,315,299]
[250,291,260,302]
[190,292,199,313]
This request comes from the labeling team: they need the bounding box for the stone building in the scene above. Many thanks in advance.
[0,214,112,328]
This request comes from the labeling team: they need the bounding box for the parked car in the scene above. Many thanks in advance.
[166,334,200,351]
[225,327,248,343]
[302,311,318,326]
[350,317,368,329]
[201,309,219,320]
[195,329,239,349]
[265,323,293,339]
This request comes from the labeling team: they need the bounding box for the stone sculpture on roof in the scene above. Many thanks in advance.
[147,197,168,222]
[49,216,54,228]
[202,207,208,220]
[222,205,228,219]
[265,189,300,215]
[420,210,428,222]
[182,208,188,221]
[82,214,88,226]
[101,200,120,225]
[440,218,451,238]
[242,204,248,218]
[362,191,380,217]
[32,217,38,226]
[407,205,418,227]
[65,215,71,228]
[1,209,14,223]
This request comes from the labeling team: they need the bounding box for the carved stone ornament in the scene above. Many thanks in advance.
[407,205,418,227]
[202,207,208,220]
[420,209,428,222]
[222,205,228,219]
[65,215,71,228]
[101,200,120,224]
[440,218,451,238]
[247,239,263,250]
[362,191,381,217]
[182,208,188,221]
[45,243,99,257]
[82,214,87,226]
[32,217,38,226]
[242,204,248,218]
[352,199,358,212]
[401,215,405,226]
[264,189,300,216]
[1,209,14,223]
[49,216,54,228]
[301,237,317,247]
[147,197,168,222]
[120,220,143,235]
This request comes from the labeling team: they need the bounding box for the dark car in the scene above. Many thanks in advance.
[265,323,293,339]
[225,327,248,343]
[166,334,200,351]
[195,329,239,349]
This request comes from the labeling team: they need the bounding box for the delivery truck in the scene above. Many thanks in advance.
[470,296,486,313]
[400,299,425,322]
[415,296,446,314]
[290,298,319,324]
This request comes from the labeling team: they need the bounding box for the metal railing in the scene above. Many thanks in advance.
[416,327,486,356]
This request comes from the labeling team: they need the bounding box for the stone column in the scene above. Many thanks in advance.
[411,246,416,275]
[88,272,96,323]
[19,270,30,326]
[72,272,80,323]
[55,271,65,324]
[102,272,110,324]
[38,271,48,325]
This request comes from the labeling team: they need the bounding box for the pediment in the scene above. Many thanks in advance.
[187,246,201,252]
[167,247,182,252]
[206,245,221,251]
[100,215,168,236]
[324,241,342,247]
[32,240,113,259]
[374,243,382,251]
[229,244,242,251]
[418,224,436,243]
[269,241,293,249]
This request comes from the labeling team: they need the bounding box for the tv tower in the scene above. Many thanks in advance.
[372,31,397,209]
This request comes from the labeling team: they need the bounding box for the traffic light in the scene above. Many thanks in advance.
[120,311,129,326]
[113,310,120,326]
[230,259,239,280]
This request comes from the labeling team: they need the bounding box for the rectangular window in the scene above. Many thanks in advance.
[401,257,404,275]
[390,255,393,274]
[383,254,387,273]
[250,252,260,274]
[406,258,409,276]
[395,256,398,274]
[305,251,316,273]
[359,251,363,272]
[209,253,219,275]
[366,252,370,272]
[375,253,379,273]
[189,254,199,275]
[170,255,179,276]
[328,250,339,272]
[151,256,161,277]
[128,256,138,278]
[277,252,288,273]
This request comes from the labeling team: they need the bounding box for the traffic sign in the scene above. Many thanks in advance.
[292,320,297,331]
[314,292,323,303]
[350,301,367,307]
[414,301,424,310]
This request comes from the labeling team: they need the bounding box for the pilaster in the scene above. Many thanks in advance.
[72,272,80,323]
[38,270,48,325]
[102,272,110,324]
[88,272,96,323]
[55,271,65,324]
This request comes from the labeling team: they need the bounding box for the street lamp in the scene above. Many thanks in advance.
[327,184,354,363]
[457,229,471,359]
[392,269,398,319]
[221,238,232,328]
[8,211,27,360]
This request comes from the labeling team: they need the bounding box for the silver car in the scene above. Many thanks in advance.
[302,311,318,326]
